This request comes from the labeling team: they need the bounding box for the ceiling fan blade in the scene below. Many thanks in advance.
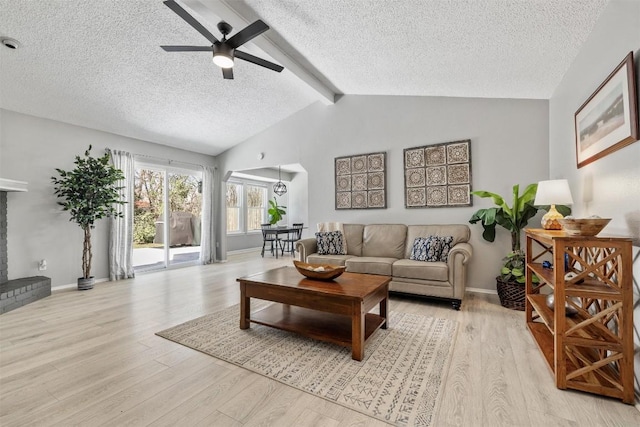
[222,67,234,80]
[235,50,284,72]
[226,20,269,49]
[163,0,219,45]
[161,45,213,52]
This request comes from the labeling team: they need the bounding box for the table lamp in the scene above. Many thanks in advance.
[534,179,573,230]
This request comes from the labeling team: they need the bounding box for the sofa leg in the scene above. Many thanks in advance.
[451,300,461,311]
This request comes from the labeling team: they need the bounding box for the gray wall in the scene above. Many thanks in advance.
[0,109,215,287]
[217,95,550,291]
[548,0,640,401]
[549,0,639,235]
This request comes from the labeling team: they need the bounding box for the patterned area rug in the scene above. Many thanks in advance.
[156,303,457,427]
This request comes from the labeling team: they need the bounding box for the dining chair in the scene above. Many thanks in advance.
[261,223,282,257]
[282,223,303,255]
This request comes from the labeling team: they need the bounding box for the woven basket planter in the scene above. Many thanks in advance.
[496,276,526,311]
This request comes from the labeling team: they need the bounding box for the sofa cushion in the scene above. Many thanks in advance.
[362,224,407,259]
[410,236,454,262]
[307,254,355,266]
[404,225,470,259]
[393,259,449,282]
[345,257,396,276]
[343,224,365,256]
[315,231,346,255]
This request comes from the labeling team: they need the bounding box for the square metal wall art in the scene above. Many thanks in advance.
[404,139,472,208]
[335,152,386,209]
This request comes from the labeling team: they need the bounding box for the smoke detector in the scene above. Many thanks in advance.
[1,38,21,50]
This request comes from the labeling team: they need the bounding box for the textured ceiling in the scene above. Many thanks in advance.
[0,0,609,156]
[238,0,610,98]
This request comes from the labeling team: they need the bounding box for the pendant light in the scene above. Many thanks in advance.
[273,166,287,196]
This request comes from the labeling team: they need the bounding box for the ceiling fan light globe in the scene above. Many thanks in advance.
[213,54,234,68]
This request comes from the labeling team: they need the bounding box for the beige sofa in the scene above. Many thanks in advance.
[295,224,472,310]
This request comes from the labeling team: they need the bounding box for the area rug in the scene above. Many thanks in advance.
[156,303,457,426]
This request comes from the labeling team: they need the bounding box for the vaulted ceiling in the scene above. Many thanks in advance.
[0,0,609,156]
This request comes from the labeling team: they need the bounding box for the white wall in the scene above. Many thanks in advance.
[217,95,550,291]
[548,0,640,401]
[549,1,640,235]
[0,109,215,287]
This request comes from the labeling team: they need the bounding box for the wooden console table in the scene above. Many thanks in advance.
[525,229,634,404]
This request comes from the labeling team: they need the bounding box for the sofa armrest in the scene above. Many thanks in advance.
[447,242,473,301]
[295,238,317,261]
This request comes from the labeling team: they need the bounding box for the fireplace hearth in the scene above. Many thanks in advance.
[0,188,52,314]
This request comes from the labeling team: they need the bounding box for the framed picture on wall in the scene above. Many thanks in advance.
[574,51,639,168]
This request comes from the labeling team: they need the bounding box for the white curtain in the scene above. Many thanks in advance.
[108,149,135,280]
[200,165,217,264]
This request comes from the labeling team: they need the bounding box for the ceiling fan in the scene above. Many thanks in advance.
[161,0,284,80]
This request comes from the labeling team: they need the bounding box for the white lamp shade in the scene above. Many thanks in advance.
[534,179,573,206]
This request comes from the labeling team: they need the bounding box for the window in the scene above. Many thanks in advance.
[226,181,268,234]
[226,182,242,233]
[247,185,267,231]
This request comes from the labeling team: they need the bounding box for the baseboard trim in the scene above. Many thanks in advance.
[227,247,261,256]
[53,277,109,291]
[466,286,497,295]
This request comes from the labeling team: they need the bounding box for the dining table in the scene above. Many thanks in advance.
[264,226,303,258]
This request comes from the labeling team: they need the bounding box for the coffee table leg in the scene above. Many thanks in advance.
[352,303,365,361]
[380,294,388,330]
[240,283,250,329]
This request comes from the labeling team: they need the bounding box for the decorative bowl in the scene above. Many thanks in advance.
[557,218,611,236]
[293,260,346,281]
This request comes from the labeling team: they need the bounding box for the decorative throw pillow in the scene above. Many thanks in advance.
[437,235,454,262]
[315,231,346,255]
[317,222,348,254]
[410,236,455,262]
[410,237,430,261]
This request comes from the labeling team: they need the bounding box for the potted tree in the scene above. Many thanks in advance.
[52,146,125,290]
[469,183,570,310]
[267,197,286,225]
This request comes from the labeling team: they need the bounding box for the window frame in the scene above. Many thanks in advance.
[226,181,243,235]
[226,179,269,235]
[245,184,268,233]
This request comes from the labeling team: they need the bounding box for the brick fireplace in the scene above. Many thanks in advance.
[0,187,51,314]
[1,192,7,284]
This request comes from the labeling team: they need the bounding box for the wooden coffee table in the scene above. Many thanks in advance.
[237,266,390,361]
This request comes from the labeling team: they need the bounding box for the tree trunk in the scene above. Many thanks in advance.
[83,226,92,279]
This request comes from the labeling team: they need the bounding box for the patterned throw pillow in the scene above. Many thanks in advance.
[437,236,454,262]
[316,231,346,255]
[410,236,455,262]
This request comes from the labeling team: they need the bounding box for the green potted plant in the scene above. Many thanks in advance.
[52,146,125,290]
[267,197,286,225]
[469,183,570,310]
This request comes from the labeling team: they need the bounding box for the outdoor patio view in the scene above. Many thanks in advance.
[134,168,202,271]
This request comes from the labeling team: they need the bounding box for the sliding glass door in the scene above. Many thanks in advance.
[133,163,202,271]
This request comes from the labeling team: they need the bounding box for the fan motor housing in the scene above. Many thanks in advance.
[217,21,232,37]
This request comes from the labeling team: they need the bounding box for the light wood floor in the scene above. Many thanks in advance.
[1,251,638,427]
